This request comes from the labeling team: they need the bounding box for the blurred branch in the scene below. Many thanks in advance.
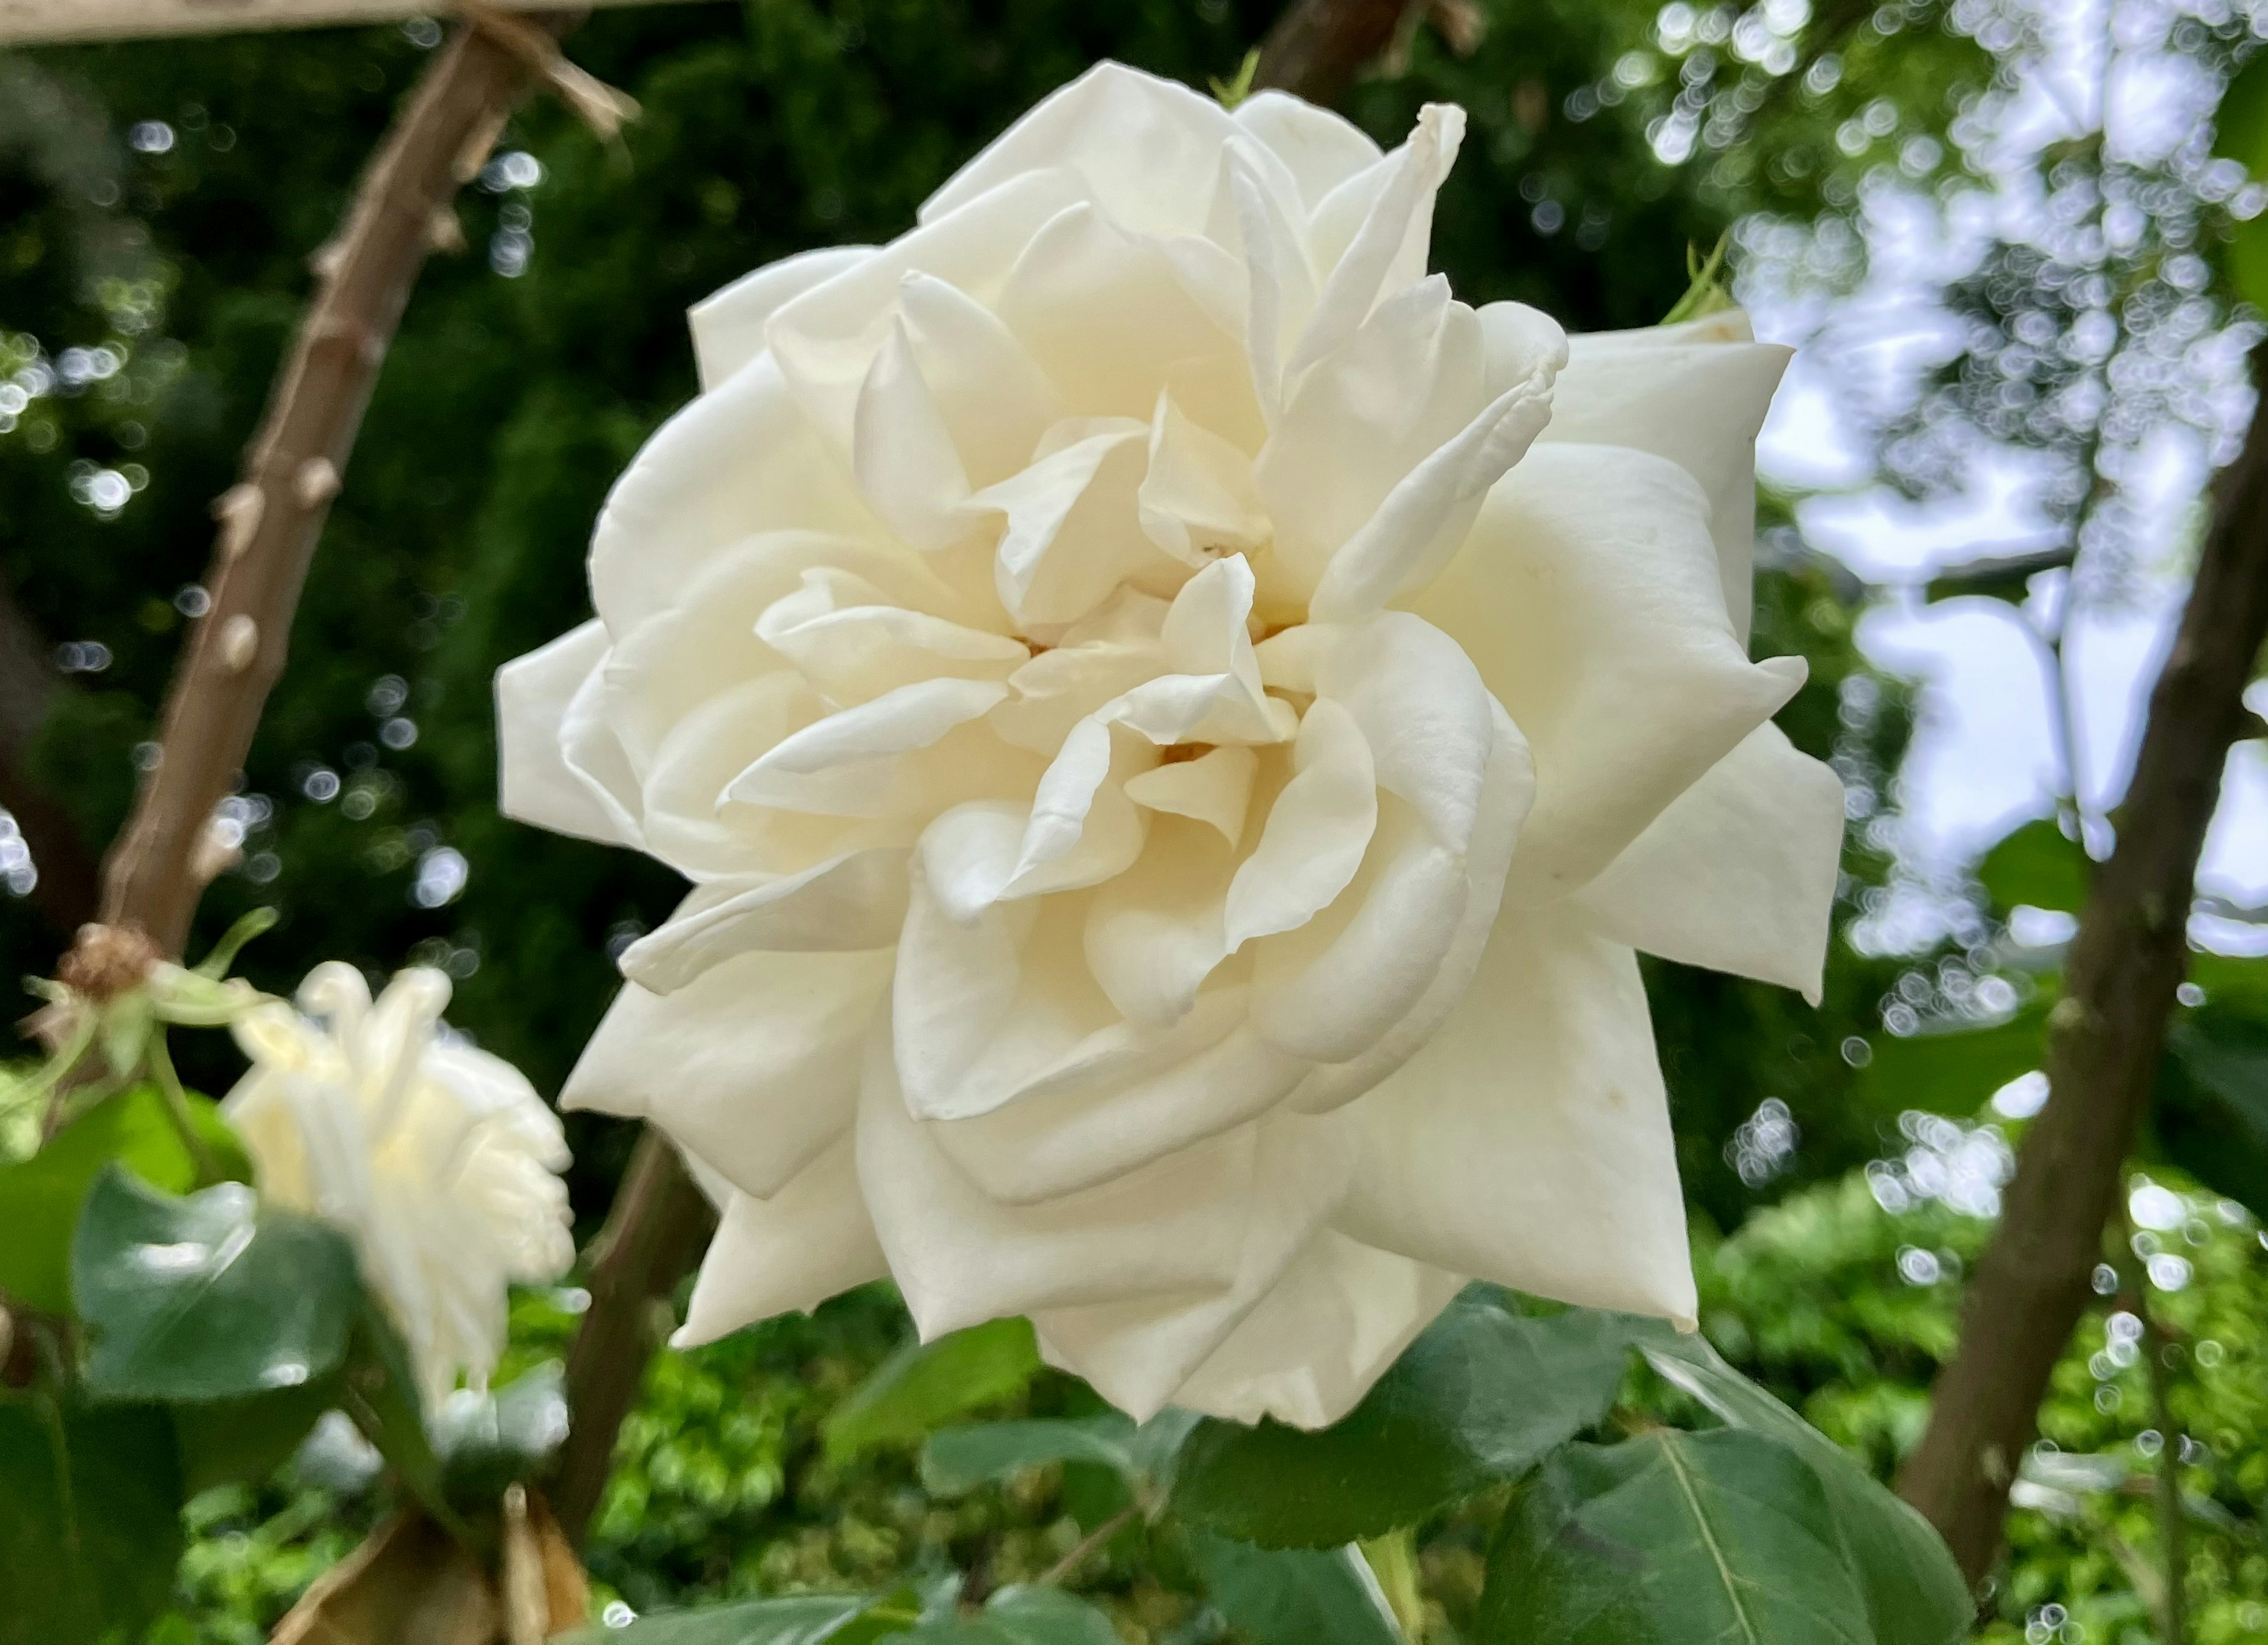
[1253,0,1421,105]
[86,14,565,962]
[0,0,696,48]
[1898,343,2268,1582]
[0,587,100,937]
[550,1131,714,1547]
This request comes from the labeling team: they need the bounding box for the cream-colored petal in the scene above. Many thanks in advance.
[767,170,1089,462]
[754,568,1028,706]
[1335,903,1697,1326]
[1023,1115,1359,1422]
[1287,104,1465,386]
[1158,1234,1466,1429]
[1123,744,1257,843]
[1231,90,1383,210]
[851,311,976,550]
[858,1025,1256,1337]
[1083,815,1240,1027]
[919,60,1239,237]
[1223,698,1376,950]
[496,619,621,845]
[892,878,1224,1124]
[726,677,1013,818]
[588,354,874,636]
[922,990,1311,1205]
[972,419,1169,630]
[1138,391,1270,563]
[1410,442,1805,900]
[676,1135,889,1346]
[1573,722,1844,1002]
[1544,315,1791,641]
[689,244,872,392]
[995,204,1261,447]
[618,851,911,993]
[562,947,893,1202]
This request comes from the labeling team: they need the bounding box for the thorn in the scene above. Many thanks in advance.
[218,614,259,673]
[294,457,341,509]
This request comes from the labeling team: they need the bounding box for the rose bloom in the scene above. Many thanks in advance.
[224,963,575,1400]
[499,64,1842,1427]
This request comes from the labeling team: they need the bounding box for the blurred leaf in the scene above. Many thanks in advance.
[1854,993,2055,1118]
[0,1398,183,1645]
[823,1317,1041,1462]
[1172,1295,1641,1548]
[902,1585,1119,1644]
[434,1359,570,1504]
[0,1082,248,1315]
[1187,1530,1405,1645]
[1478,1429,1871,1645]
[1641,1334,1971,1645]
[1922,543,2074,606]
[921,1414,1139,1497]
[2157,1001,2268,1216]
[74,1167,359,1403]
[576,1592,884,1643]
[338,1299,458,1536]
[172,1368,346,1496]
[1977,818,2088,914]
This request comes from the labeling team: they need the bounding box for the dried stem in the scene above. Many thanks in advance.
[87,15,563,960]
[1897,343,2268,1581]
[549,1130,714,1547]
[1253,0,1422,105]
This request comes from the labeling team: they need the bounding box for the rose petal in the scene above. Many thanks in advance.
[1231,90,1384,210]
[1153,1233,1466,1429]
[1542,314,1792,641]
[690,244,872,392]
[497,618,621,845]
[1410,442,1806,900]
[919,60,1238,237]
[858,1024,1260,1336]
[1222,698,1376,950]
[677,1135,889,1346]
[1573,722,1844,1002]
[563,947,893,1201]
[620,850,912,993]
[1335,904,1697,1326]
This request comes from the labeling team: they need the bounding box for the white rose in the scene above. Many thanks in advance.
[497,63,1842,1428]
[224,963,575,1400]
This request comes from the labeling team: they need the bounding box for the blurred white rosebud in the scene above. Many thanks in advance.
[223,963,573,1400]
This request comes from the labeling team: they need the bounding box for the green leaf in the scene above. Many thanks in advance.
[2157,1002,2268,1215]
[1977,818,2088,914]
[1853,992,2055,1119]
[1171,1295,1641,1547]
[921,1415,1140,1497]
[173,1369,346,1496]
[2217,50,2268,172]
[1661,230,1733,325]
[823,1317,1041,1462]
[1478,1429,1871,1645]
[0,1083,249,1316]
[338,1299,456,1530]
[73,1167,360,1403]
[1640,1335,1972,1645]
[0,1397,184,1645]
[902,1586,1120,1644]
[579,1592,883,1643]
[1921,545,2074,607]
[434,1359,570,1503]
[1187,1530,1405,1645]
